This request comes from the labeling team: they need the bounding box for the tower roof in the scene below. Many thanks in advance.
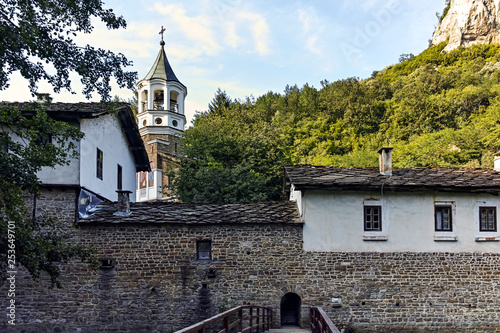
[143,41,185,89]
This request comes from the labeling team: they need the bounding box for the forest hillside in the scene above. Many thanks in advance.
[175,42,500,203]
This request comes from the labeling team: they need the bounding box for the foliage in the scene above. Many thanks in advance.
[175,90,286,203]
[440,0,451,23]
[176,43,500,203]
[0,103,97,287]
[0,0,134,285]
[0,0,137,100]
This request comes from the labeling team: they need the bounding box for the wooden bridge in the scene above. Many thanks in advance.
[175,306,342,333]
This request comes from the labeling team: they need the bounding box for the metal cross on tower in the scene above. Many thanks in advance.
[159,26,166,41]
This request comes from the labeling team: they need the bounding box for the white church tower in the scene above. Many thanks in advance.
[136,28,187,202]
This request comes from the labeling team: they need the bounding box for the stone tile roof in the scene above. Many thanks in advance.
[285,165,500,194]
[79,201,302,225]
[6,101,120,117]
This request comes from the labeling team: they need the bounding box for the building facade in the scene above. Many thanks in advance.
[287,148,500,252]
[5,102,149,222]
[2,149,500,332]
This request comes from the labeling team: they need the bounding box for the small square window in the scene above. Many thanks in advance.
[364,206,382,231]
[196,240,212,261]
[96,148,103,180]
[99,258,114,269]
[435,205,452,231]
[480,207,497,232]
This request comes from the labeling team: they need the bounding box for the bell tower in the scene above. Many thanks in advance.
[136,27,187,202]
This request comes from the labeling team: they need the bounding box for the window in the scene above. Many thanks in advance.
[196,240,212,260]
[167,175,174,190]
[96,148,103,180]
[480,207,497,232]
[433,202,457,241]
[364,206,382,231]
[117,164,122,190]
[435,205,452,231]
[99,259,114,269]
[35,134,52,146]
[1,133,8,153]
[363,200,387,241]
[474,201,499,241]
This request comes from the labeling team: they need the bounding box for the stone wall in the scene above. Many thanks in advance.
[141,132,181,198]
[34,187,79,222]
[2,220,500,332]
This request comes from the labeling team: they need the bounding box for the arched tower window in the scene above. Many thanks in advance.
[170,91,179,112]
[153,89,165,110]
[141,90,148,113]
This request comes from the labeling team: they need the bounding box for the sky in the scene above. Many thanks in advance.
[0,0,446,126]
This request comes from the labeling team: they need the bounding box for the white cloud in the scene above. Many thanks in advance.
[73,21,156,60]
[234,11,271,56]
[225,21,241,49]
[153,3,223,56]
[298,7,325,56]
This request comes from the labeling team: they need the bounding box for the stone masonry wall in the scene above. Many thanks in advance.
[2,221,500,332]
[23,187,78,223]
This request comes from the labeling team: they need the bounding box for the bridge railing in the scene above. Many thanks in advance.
[175,305,273,333]
[310,307,341,333]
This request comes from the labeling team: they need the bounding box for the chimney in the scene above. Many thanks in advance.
[378,147,393,176]
[114,190,132,216]
[494,152,500,172]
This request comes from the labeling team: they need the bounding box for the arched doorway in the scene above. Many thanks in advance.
[280,293,301,326]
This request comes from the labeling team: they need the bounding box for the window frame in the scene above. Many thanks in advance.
[196,240,212,261]
[362,199,387,241]
[474,201,499,241]
[479,206,497,232]
[433,201,457,241]
[96,148,103,180]
[434,205,453,232]
[364,205,382,232]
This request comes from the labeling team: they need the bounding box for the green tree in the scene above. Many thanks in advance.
[1,0,137,99]
[0,0,135,285]
[175,91,286,203]
[0,103,98,287]
[208,88,232,115]
[177,43,500,204]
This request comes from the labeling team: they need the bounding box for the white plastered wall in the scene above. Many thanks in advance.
[79,114,137,202]
[301,190,500,252]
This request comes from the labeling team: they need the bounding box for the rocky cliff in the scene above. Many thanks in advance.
[432,0,500,51]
